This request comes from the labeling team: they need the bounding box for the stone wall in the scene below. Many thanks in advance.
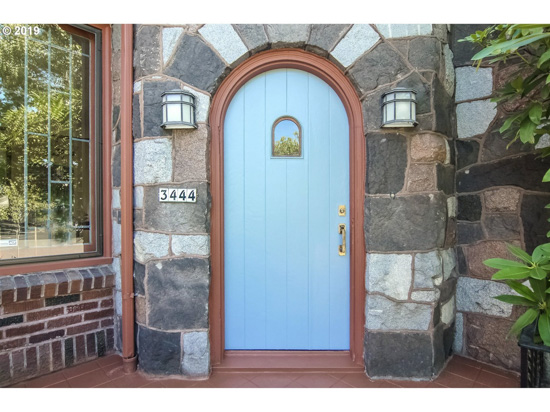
[451,25,550,371]
[131,23,457,379]
[0,266,115,387]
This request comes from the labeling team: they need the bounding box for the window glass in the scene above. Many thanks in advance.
[0,24,96,262]
[272,117,301,157]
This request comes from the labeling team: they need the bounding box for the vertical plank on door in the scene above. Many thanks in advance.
[307,74,331,349]
[243,75,267,348]
[285,69,310,349]
[224,89,246,349]
[265,70,288,348]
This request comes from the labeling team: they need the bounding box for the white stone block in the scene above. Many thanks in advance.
[163,27,184,65]
[414,251,443,288]
[133,186,144,209]
[376,24,433,38]
[441,296,456,325]
[112,189,120,209]
[199,24,248,65]
[172,235,210,256]
[453,312,464,353]
[133,138,172,184]
[112,220,121,256]
[134,231,170,262]
[457,99,497,138]
[331,24,380,67]
[456,277,513,317]
[366,253,412,300]
[366,295,432,331]
[411,290,440,302]
[455,67,493,102]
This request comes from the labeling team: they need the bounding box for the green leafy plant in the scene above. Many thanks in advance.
[273,132,300,156]
[484,243,550,346]
[461,25,550,157]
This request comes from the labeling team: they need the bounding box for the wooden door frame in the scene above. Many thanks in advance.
[209,49,366,366]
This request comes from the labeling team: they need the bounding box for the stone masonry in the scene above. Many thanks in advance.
[130,23,457,380]
[451,25,550,371]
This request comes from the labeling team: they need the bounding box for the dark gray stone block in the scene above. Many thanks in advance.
[521,194,550,254]
[396,71,431,115]
[366,133,407,194]
[433,77,455,137]
[365,331,434,378]
[408,37,441,72]
[457,154,550,193]
[443,323,455,357]
[432,323,446,374]
[133,261,145,296]
[134,25,161,79]
[142,80,179,138]
[112,104,120,142]
[457,222,484,244]
[147,258,210,330]
[143,182,210,233]
[438,277,457,303]
[483,215,521,239]
[137,325,181,375]
[233,24,269,53]
[133,209,143,230]
[307,24,351,55]
[165,34,228,93]
[362,84,392,133]
[132,94,141,140]
[456,139,480,170]
[265,24,310,48]
[349,43,409,94]
[481,126,533,162]
[450,24,489,67]
[112,145,121,188]
[364,193,447,251]
[457,194,482,221]
[436,164,455,195]
[457,246,467,274]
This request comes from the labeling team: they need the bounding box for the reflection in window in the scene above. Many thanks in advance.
[272,117,301,157]
[0,24,95,262]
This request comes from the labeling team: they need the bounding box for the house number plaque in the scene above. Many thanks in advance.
[158,188,197,203]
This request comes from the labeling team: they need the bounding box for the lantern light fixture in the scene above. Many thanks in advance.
[161,90,197,129]
[381,88,418,128]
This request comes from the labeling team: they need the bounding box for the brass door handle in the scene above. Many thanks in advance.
[338,224,346,256]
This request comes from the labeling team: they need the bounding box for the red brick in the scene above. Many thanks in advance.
[3,299,44,314]
[54,272,69,295]
[1,289,15,305]
[26,346,38,375]
[81,289,112,300]
[51,340,63,370]
[27,274,44,300]
[40,273,58,298]
[101,318,114,328]
[67,321,100,336]
[5,323,45,338]
[0,337,26,351]
[13,276,29,301]
[37,343,52,374]
[104,274,115,288]
[75,335,86,361]
[46,314,82,329]
[11,349,26,380]
[29,329,65,344]
[84,308,114,321]
[0,353,11,385]
[100,299,114,308]
[26,307,64,322]
[86,333,96,356]
[69,278,82,294]
[66,301,98,314]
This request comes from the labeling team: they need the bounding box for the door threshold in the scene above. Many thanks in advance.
[213,351,364,373]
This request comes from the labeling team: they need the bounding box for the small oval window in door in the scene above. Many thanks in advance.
[272,117,301,157]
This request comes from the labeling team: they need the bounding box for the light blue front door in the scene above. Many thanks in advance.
[224,68,350,350]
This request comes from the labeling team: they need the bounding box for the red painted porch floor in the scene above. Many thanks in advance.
[10,353,520,388]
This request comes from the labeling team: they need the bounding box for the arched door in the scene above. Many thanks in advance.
[224,68,350,350]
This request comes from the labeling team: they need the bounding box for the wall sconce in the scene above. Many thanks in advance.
[381,88,418,128]
[161,90,197,129]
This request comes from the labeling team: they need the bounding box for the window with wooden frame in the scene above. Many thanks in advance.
[0,24,104,265]
[272,116,302,158]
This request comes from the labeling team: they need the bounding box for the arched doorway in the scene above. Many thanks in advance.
[209,49,366,365]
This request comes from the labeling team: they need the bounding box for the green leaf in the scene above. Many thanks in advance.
[506,280,537,301]
[538,312,550,346]
[507,244,533,264]
[530,267,548,280]
[492,266,531,280]
[547,73,550,84]
[472,33,550,60]
[494,295,536,306]
[529,278,547,302]
[544,168,550,182]
[484,258,528,269]
[533,244,546,262]
[510,308,539,337]
[538,49,550,68]
[529,103,543,124]
[519,118,536,144]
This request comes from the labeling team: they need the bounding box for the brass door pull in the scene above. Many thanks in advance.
[338,224,346,256]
